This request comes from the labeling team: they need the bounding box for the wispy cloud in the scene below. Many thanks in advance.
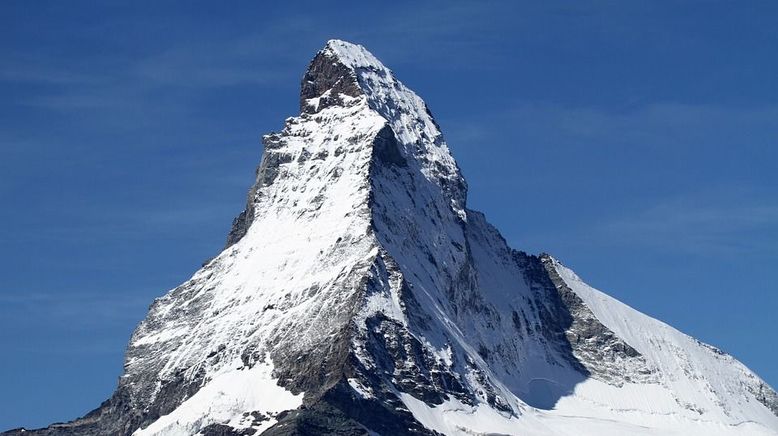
[130,22,313,88]
[593,190,778,256]
[0,199,242,247]
[444,99,778,259]
[0,291,151,325]
[504,101,778,149]
[444,100,778,190]
[0,19,312,120]
[0,64,105,86]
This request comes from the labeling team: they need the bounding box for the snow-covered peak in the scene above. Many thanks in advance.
[302,39,467,219]
[323,39,388,72]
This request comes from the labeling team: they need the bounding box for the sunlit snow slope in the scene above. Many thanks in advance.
[4,40,776,436]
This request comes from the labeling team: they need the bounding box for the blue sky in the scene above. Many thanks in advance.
[1,0,777,430]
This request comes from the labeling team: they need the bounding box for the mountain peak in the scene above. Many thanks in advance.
[299,40,364,114]
[299,38,467,214]
[299,39,392,115]
[324,39,387,71]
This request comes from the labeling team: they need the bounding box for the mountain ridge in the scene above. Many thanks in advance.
[5,39,776,436]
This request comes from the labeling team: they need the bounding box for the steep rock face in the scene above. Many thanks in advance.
[5,40,777,436]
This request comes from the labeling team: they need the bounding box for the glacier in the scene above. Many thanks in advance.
[4,39,776,436]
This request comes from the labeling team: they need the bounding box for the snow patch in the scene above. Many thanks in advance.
[133,361,302,436]
[399,393,523,436]
[348,377,374,399]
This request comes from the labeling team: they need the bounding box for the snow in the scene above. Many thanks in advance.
[130,324,189,347]
[348,378,374,399]
[400,393,524,436]
[401,381,778,436]
[133,360,302,436]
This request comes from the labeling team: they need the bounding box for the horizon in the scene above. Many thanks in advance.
[2,1,777,431]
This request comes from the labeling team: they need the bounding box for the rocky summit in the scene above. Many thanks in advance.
[5,40,777,436]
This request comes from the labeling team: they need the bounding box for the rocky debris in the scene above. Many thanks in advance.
[300,46,362,114]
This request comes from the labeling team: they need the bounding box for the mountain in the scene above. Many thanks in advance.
[5,39,777,436]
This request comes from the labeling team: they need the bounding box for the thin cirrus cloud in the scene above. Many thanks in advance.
[505,101,778,150]
[1,27,308,115]
[445,100,778,186]
[442,100,778,262]
[0,291,151,333]
[595,195,778,256]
